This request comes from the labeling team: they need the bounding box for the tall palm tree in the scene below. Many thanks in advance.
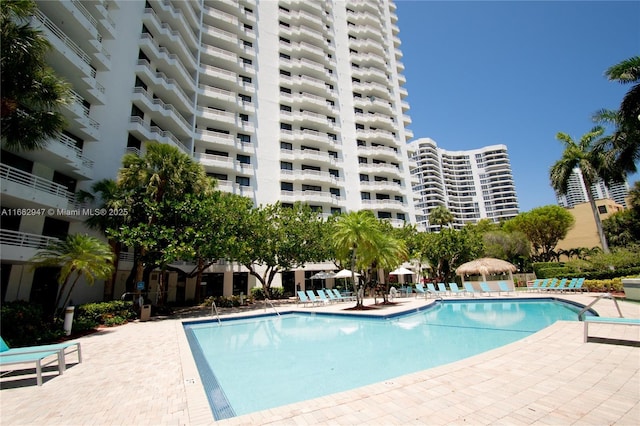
[332,210,385,307]
[77,179,126,301]
[593,56,640,176]
[429,205,454,231]
[1,0,70,151]
[550,126,610,253]
[30,234,114,321]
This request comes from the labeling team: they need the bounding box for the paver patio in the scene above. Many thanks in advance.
[1,292,638,425]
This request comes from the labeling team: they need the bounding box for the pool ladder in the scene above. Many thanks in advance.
[211,300,221,325]
[578,293,624,321]
[265,298,281,316]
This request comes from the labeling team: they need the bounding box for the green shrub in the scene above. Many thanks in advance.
[0,301,65,347]
[75,300,136,326]
[251,287,265,300]
[584,278,624,292]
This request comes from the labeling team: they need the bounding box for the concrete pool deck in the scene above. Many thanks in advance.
[1,292,638,425]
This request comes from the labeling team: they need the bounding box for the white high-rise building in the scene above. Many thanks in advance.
[1,0,416,303]
[555,168,630,208]
[409,138,519,232]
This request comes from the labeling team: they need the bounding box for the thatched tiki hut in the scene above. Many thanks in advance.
[455,258,517,292]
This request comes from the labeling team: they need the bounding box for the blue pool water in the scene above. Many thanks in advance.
[183,299,589,419]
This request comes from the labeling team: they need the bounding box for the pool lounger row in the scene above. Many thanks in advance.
[297,289,355,306]
[528,277,586,293]
[0,338,82,386]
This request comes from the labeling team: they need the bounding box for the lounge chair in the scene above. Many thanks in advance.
[0,337,81,386]
[324,289,340,303]
[572,277,586,292]
[306,290,327,305]
[541,278,558,292]
[330,289,354,302]
[550,278,568,293]
[463,282,477,297]
[297,290,314,306]
[536,278,550,292]
[497,281,512,296]
[414,283,428,299]
[437,283,449,296]
[479,282,493,296]
[449,283,465,296]
[426,283,438,297]
[528,279,542,292]
[565,278,578,292]
[315,289,332,304]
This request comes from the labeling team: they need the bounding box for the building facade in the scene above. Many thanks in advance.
[555,167,630,209]
[409,138,519,232]
[1,0,417,304]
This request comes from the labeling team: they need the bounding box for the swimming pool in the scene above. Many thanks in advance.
[183,298,590,419]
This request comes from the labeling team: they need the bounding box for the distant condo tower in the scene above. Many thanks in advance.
[408,138,520,232]
[555,168,630,209]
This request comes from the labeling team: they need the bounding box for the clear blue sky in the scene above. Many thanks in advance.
[396,0,640,212]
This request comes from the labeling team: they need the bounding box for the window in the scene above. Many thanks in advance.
[331,207,342,215]
[279,36,291,44]
[237,133,251,143]
[281,182,293,191]
[239,113,249,122]
[301,164,320,171]
[280,161,293,170]
[280,104,292,112]
[328,150,338,158]
[239,94,251,103]
[397,213,406,221]
[330,188,340,197]
[301,145,319,151]
[279,53,291,60]
[134,77,147,90]
[377,212,392,219]
[241,57,252,65]
[131,104,144,118]
[358,157,368,164]
[237,154,251,164]
[280,86,292,94]
[205,149,227,157]
[244,24,253,31]
[329,169,339,178]
[243,40,253,48]
[361,192,371,200]
[280,69,291,77]
[280,122,292,130]
[395,196,403,202]
[240,75,252,83]
[357,139,366,146]
[236,176,250,186]
[598,205,608,214]
[359,174,369,182]
[280,142,293,150]
[302,184,321,192]
[208,172,228,181]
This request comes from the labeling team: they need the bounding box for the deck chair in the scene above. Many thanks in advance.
[497,281,512,296]
[565,278,578,292]
[479,282,493,296]
[297,290,313,306]
[330,289,354,302]
[543,278,558,292]
[306,290,327,305]
[0,337,80,386]
[414,283,428,299]
[570,277,586,292]
[449,283,464,296]
[437,283,449,296]
[550,278,568,293]
[315,289,332,304]
[463,282,477,297]
[528,279,542,292]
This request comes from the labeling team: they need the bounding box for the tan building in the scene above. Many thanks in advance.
[556,199,624,254]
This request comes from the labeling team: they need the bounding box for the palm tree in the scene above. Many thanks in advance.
[593,56,640,176]
[115,143,214,299]
[1,0,70,151]
[429,205,454,231]
[332,210,386,307]
[550,126,610,253]
[30,234,114,321]
[77,179,127,301]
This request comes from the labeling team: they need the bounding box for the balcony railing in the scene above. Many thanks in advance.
[33,9,92,65]
[1,163,75,204]
[0,229,60,250]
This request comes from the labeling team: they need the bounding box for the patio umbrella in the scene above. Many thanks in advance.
[309,271,334,280]
[332,269,360,279]
[389,267,414,275]
[455,257,517,282]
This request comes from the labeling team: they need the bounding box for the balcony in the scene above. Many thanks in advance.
[280,169,340,185]
[132,87,192,136]
[128,116,190,154]
[194,129,236,148]
[280,190,341,205]
[361,199,405,211]
[1,164,77,210]
[0,229,61,262]
[136,60,193,111]
[280,149,337,165]
[196,107,236,125]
